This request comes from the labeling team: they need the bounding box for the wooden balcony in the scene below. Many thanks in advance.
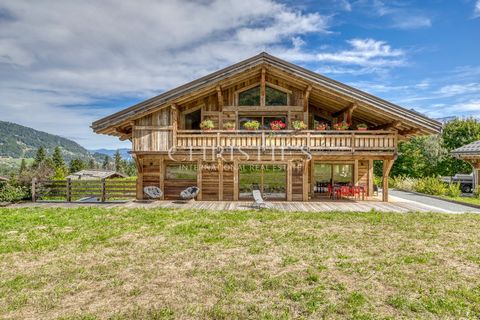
[175,130,397,153]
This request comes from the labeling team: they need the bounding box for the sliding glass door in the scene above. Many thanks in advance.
[239,164,287,200]
[313,163,353,195]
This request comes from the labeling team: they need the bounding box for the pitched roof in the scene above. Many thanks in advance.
[451,140,480,155]
[92,52,442,135]
[67,170,127,180]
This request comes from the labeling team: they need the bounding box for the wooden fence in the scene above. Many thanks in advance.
[32,178,136,202]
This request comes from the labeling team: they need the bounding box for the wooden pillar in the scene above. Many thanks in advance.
[303,159,309,201]
[287,160,293,201]
[368,159,374,197]
[66,178,72,202]
[31,178,37,202]
[159,157,164,200]
[101,178,106,202]
[196,159,202,200]
[233,159,239,201]
[354,159,359,186]
[303,85,312,123]
[136,156,144,200]
[260,68,266,107]
[218,160,224,201]
[382,159,395,202]
[171,104,178,151]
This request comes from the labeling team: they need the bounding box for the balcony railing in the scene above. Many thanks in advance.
[175,130,397,153]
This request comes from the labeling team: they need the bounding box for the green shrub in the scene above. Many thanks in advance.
[414,177,447,196]
[474,186,480,199]
[0,183,28,202]
[445,183,462,198]
[390,175,417,192]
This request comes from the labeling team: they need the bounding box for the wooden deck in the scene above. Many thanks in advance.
[5,195,463,213]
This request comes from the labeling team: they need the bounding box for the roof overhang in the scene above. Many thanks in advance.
[92,52,442,136]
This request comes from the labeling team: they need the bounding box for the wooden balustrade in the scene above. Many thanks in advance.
[175,130,397,152]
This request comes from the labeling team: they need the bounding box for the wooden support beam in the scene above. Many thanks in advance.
[216,85,224,112]
[332,102,357,119]
[368,159,374,197]
[382,159,395,202]
[218,159,224,201]
[171,104,178,151]
[196,159,202,200]
[287,160,293,201]
[303,159,309,201]
[373,120,401,131]
[303,85,312,112]
[136,157,144,200]
[159,157,164,200]
[233,159,239,201]
[354,159,359,186]
[398,128,419,138]
[260,68,266,107]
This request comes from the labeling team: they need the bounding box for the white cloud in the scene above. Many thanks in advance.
[362,1,432,29]
[474,0,480,18]
[436,83,480,97]
[0,0,331,149]
[314,38,406,73]
[391,16,431,29]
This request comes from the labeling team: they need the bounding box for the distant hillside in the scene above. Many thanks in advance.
[90,148,131,160]
[0,120,96,162]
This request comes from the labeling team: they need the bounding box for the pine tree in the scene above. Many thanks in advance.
[33,147,47,167]
[19,158,27,174]
[102,155,111,170]
[69,159,86,174]
[114,150,123,172]
[88,159,96,169]
[52,147,65,169]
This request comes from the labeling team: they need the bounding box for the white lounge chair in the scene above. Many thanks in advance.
[252,190,273,209]
[143,186,163,199]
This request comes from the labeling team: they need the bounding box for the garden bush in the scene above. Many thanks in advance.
[414,177,448,196]
[445,183,462,197]
[0,183,28,202]
[390,176,416,192]
[474,186,480,199]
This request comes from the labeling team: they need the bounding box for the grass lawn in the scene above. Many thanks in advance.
[1,208,480,319]
[441,195,480,207]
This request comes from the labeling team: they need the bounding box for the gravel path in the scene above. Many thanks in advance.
[390,190,480,214]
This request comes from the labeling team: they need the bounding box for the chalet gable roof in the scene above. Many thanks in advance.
[92,52,442,135]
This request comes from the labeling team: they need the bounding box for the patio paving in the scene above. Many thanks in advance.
[6,194,480,213]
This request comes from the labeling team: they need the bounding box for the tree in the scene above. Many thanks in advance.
[52,147,65,169]
[437,118,480,175]
[33,146,47,167]
[69,159,86,174]
[123,160,137,176]
[88,158,96,169]
[102,155,111,170]
[19,158,27,174]
[114,150,123,172]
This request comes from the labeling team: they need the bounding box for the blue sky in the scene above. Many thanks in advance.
[0,0,479,149]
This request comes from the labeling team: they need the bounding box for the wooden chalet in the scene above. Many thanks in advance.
[92,53,441,202]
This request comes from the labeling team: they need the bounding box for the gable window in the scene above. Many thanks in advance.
[237,84,290,106]
[238,86,260,106]
[266,86,287,106]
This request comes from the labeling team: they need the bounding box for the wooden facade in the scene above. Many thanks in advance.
[92,53,442,202]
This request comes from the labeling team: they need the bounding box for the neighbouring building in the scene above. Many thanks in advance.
[67,169,127,180]
[451,140,480,191]
[92,53,441,202]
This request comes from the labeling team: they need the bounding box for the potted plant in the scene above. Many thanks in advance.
[200,119,214,131]
[243,120,260,131]
[314,121,329,131]
[270,120,286,131]
[223,121,236,131]
[356,123,368,131]
[292,120,307,131]
[333,122,350,131]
